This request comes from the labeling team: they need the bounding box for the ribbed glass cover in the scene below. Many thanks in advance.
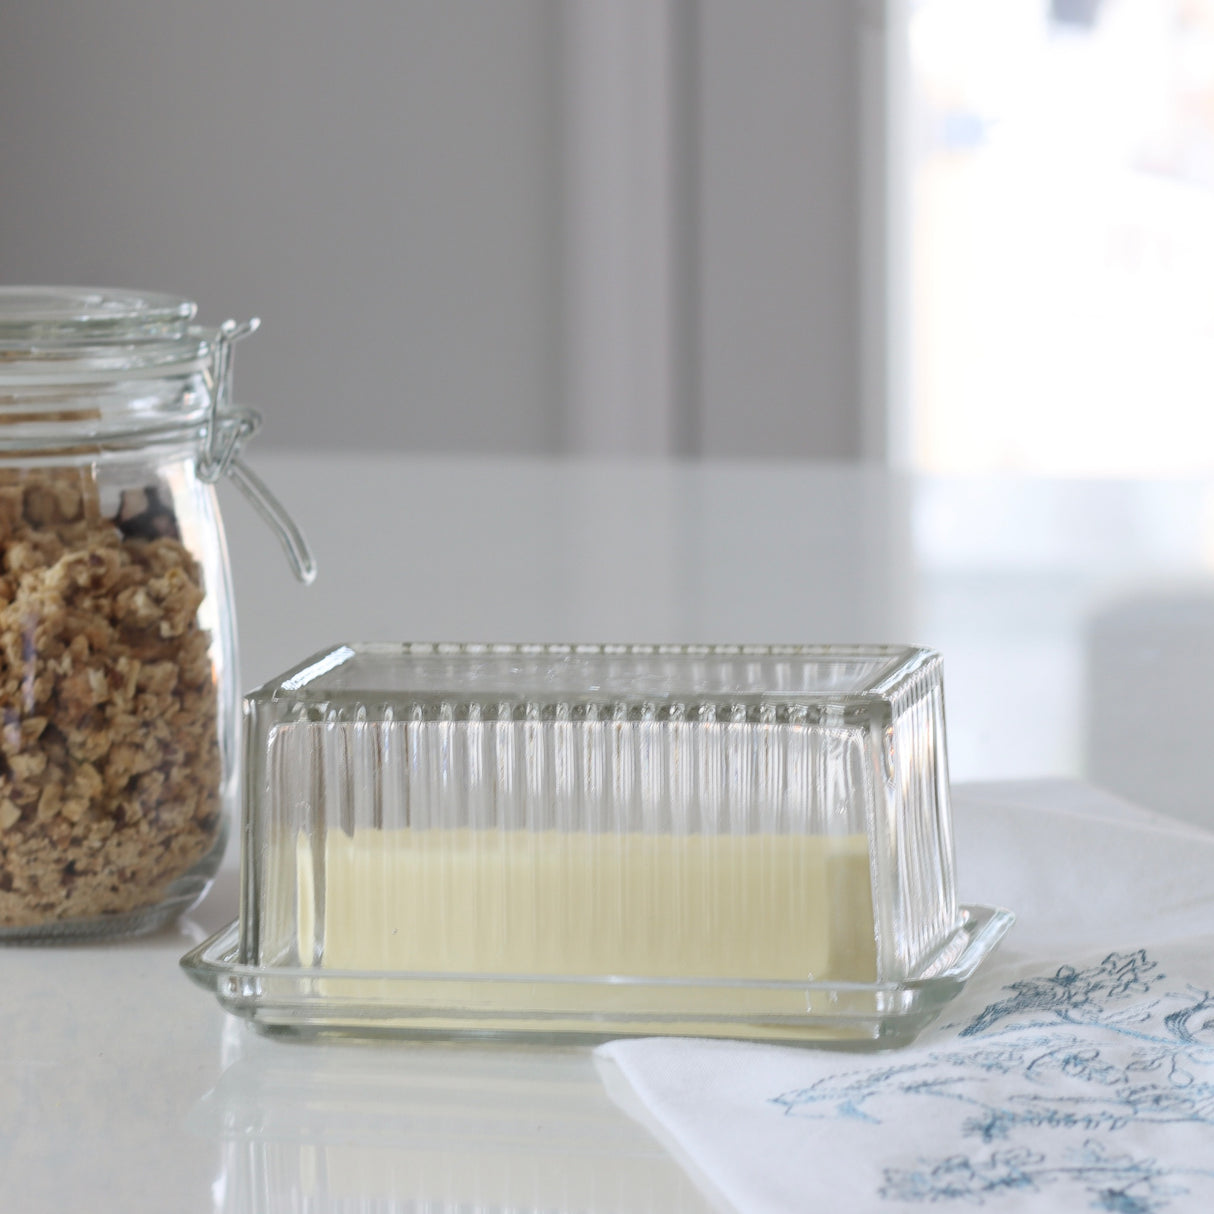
[241,643,957,990]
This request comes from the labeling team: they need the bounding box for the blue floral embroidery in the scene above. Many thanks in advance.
[959,952,1162,1038]
[772,953,1214,1211]
[880,1142,1191,1212]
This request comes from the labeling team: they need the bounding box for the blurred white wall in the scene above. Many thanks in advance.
[0,1,881,459]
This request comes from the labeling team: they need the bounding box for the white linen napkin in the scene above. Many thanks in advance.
[596,780,1214,1214]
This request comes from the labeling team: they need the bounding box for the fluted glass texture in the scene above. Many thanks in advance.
[241,644,958,988]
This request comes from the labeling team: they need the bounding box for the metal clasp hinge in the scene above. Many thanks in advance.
[202,318,317,585]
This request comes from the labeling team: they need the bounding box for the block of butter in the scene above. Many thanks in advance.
[183,643,1012,1046]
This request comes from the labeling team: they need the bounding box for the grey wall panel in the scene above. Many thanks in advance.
[0,1,872,460]
[698,0,864,458]
[0,1,565,453]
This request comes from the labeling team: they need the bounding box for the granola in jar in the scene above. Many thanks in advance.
[0,467,222,927]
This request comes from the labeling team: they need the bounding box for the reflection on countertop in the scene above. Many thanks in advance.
[189,1019,724,1214]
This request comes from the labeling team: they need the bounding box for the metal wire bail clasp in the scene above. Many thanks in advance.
[201,317,261,481]
[202,318,317,585]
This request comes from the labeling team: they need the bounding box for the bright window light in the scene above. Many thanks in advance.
[909,0,1214,476]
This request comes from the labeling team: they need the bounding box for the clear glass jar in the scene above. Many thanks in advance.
[0,286,313,940]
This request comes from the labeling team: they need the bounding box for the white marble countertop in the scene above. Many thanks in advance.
[8,454,1214,1212]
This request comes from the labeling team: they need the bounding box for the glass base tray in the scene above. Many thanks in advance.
[181,904,1013,1049]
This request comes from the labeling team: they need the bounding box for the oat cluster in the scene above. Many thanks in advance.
[0,468,222,929]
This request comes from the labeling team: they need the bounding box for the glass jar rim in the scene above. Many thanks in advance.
[0,286,213,378]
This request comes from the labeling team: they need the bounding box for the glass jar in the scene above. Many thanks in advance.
[0,286,313,940]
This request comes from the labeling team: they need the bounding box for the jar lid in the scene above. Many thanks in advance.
[0,286,212,379]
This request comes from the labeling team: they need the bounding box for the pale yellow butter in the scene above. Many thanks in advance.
[294,829,876,984]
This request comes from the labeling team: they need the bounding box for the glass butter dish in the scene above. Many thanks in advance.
[182,643,1012,1047]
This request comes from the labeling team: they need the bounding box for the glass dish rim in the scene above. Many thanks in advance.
[180,904,1013,1047]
